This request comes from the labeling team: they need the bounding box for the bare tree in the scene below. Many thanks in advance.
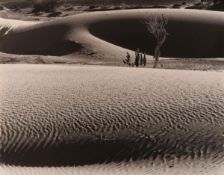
[145,14,168,68]
[123,52,132,66]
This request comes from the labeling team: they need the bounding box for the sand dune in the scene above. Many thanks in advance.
[0,17,37,29]
[89,10,224,58]
[0,9,224,62]
[1,8,224,175]
[1,64,224,167]
[1,158,224,175]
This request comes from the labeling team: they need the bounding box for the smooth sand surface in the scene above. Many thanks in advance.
[0,17,38,29]
[0,65,224,168]
[0,9,224,63]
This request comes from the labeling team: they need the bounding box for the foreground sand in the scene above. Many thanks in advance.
[0,9,224,67]
[0,65,224,171]
[1,159,224,175]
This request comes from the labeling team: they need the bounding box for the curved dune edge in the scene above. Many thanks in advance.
[0,9,224,63]
[1,65,224,166]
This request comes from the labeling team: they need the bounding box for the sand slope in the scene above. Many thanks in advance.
[0,9,224,63]
[1,65,224,167]
[1,158,224,175]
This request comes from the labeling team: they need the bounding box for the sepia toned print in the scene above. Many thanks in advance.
[0,1,224,175]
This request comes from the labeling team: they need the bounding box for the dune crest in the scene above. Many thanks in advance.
[0,9,224,61]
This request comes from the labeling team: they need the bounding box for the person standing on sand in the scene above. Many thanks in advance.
[140,53,143,66]
[135,48,140,67]
[143,52,147,67]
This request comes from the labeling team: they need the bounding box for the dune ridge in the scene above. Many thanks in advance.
[0,9,224,61]
[0,65,224,166]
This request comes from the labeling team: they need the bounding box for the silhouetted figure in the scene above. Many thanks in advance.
[140,53,143,66]
[135,48,140,67]
[143,52,147,67]
[126,52,131,66]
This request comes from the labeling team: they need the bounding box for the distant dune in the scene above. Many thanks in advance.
[0,9,224,64]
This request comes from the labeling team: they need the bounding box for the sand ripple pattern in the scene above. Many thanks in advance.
[0,65,224,166]
[1,158,224,175]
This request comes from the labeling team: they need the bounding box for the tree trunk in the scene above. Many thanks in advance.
[153,60,158,68]
[153,45,160,68]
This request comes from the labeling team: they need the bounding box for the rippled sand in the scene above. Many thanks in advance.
[1,159,224,175]
[0,64,224,174]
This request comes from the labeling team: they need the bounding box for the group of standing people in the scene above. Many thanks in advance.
[135,48,147,67]
[123,48,147,67]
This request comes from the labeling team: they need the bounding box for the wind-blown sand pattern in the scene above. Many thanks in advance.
[0,65,224,174]
[1,6,224,175]
[1,159,224,175]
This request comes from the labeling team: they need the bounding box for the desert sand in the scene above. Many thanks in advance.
[0,64,224,174]
[1,159,224,175]
[0,9,224,69]
[0,6,224,175]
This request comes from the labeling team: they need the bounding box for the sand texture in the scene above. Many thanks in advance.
[0,7,224,175]
[1,159,224,175]
[1,65,224,168]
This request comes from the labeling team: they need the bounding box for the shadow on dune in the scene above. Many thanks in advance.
[0,24,83,56]
[1,131,224,167]
[0,139,194,166]
[1,139,151,166]
[89,18,224,58]
[1,10,224,58]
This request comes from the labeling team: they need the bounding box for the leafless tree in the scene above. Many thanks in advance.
[145,14,168,68]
